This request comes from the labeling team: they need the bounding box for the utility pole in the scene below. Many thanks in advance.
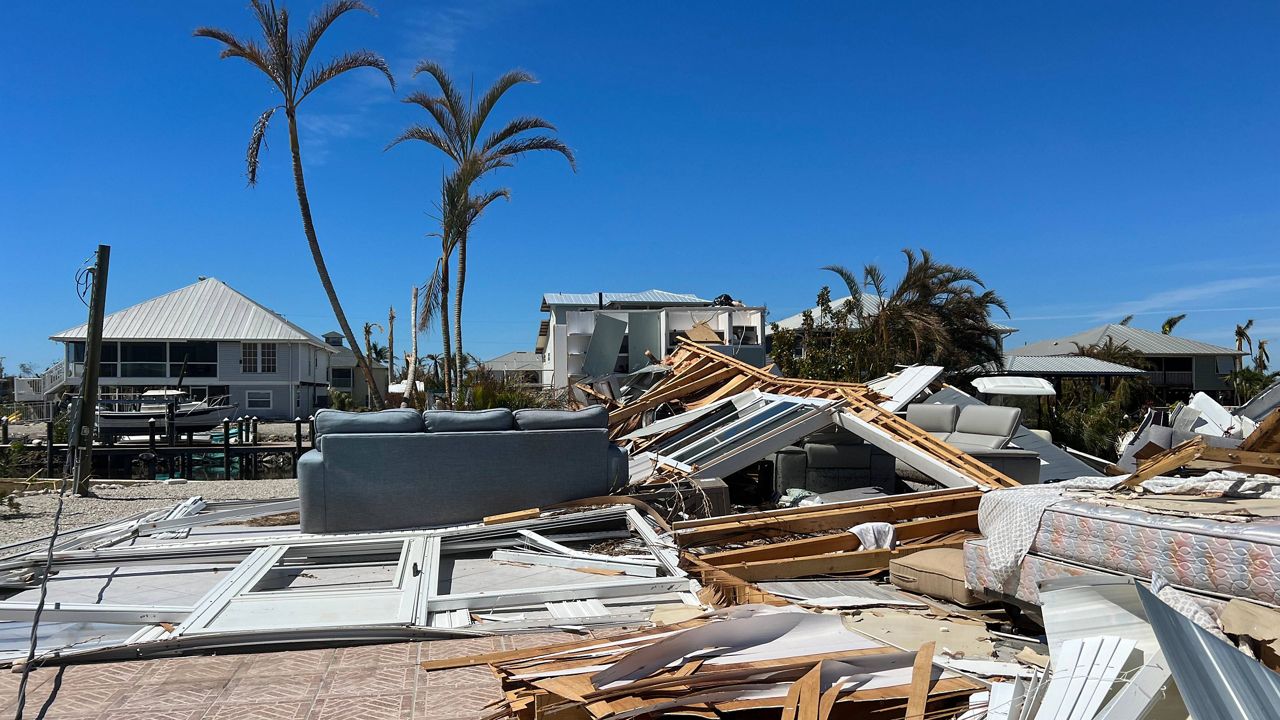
[73,244,110,495]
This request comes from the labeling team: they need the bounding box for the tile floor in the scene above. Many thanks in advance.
[2,630,607,720]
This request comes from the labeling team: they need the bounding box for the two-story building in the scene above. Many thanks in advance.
[45,278,334,420]
[1006,323,1246,402]
[321,331,390,408]
[535,291,767,389]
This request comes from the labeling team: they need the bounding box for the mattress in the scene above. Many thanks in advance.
[964,538,1228,622]
[1029,499,1280,605]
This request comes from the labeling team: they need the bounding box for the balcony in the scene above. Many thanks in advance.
[1144,370,1194,387]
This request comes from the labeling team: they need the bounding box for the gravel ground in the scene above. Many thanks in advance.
[0,478,298,548]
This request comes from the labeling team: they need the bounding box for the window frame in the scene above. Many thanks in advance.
[246,390,273,410]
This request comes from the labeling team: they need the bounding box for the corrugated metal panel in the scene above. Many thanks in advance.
[51,278,326,346]
[770,295,1016,333]
[541,290,710,308]
[1000,355,1147,376]
[1008,323,1244,357]
[1136,582,1280,720]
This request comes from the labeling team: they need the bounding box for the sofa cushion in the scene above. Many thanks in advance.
[423,408,514,432]
[513,406,608,431]
[805,442,872,469]
[906,404,959,435]
[948,406,1021,450]
[314,408,424,438]
[890,548,982,606]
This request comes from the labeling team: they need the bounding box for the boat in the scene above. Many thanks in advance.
[96,389,239,441]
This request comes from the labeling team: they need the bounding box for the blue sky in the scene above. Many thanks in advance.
[3,1,1279,370]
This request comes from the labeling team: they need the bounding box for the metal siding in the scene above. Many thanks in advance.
[1194,355,1228,391]
[52,278,326,346]
[230,383,292,421]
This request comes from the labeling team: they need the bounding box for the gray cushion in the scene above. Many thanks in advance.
[513,406,607,431]
[314,408,424,437]
[423,408,513,432]
[946,435,1010,451]
[805,443,871,469]
[906,404,959,434]
[954,405,1021,441]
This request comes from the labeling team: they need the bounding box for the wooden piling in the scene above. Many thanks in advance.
[221,418,231,480]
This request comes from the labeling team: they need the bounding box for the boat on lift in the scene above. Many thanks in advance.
[96,389,238,441]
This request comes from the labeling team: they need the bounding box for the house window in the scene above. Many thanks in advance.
[119,342,167,377]
[241,343,277,373]
[246,390,273,410]
[260,343,277,373]
[169,341,218,378]
[241,343,259,373]
[331,368,353,390]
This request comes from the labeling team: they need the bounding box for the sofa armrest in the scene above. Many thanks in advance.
[961,448,1041,484]
[296,449,326,533]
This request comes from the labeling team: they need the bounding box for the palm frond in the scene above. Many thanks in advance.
[385,124,459,160]
[193,27,281,90]
[418,260,445,332]
[820,265,862,302]
[485,135,576,168]
[401,92,460,150]
[1119,314,1135,326]
[246,106,279,186]
[299,49,393,103]
[1161,313,1187,334]
[413,60,469,147]
[295,0,372,81]
[472,69,536,139]
[479,116,556,155]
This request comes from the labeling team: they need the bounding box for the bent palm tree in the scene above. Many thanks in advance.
[821,249,1009,375]
[1161,314,1186,335]
[1236,319,1256,355]
[195,0,393,409]
[389,62,574,392]
[1257,339,1271,373]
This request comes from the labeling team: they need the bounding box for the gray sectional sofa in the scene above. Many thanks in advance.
[901,404,1040,484]
[297,406,623,533]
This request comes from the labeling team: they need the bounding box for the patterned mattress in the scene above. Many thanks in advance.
[970,498,1280,606]
[964,538,1228,621]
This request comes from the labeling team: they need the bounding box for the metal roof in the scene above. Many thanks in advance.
[1007,323,1244,357]
[51,278,328,347]
[980,355,1148,376]
[540,290,711,311]
[482,350,544,373]
[770,295,1016,333]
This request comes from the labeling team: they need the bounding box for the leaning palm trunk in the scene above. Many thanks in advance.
[404,286,419,408]
[438,260,453,405]
[287,113,384,410]
[452,229,467,393]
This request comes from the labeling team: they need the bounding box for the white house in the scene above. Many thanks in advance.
[535,290,767,389]
[46,278,334,420]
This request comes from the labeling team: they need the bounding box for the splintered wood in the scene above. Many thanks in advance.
[1122,435,1280,487]
[447,608,979,719]
[608,340,1019,490]
[674,488,983,582]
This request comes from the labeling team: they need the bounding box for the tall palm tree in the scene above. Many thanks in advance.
[195,0,392,409]
[389,62,574,392]
[1161,314,1186,335]
[1257,339,1271,373]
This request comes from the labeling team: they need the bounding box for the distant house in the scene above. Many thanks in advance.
[482,350,544,386]
[1006,323,1246,401]
[536,291,767,389]
[46,278,334,420]
[322,331,389,408]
